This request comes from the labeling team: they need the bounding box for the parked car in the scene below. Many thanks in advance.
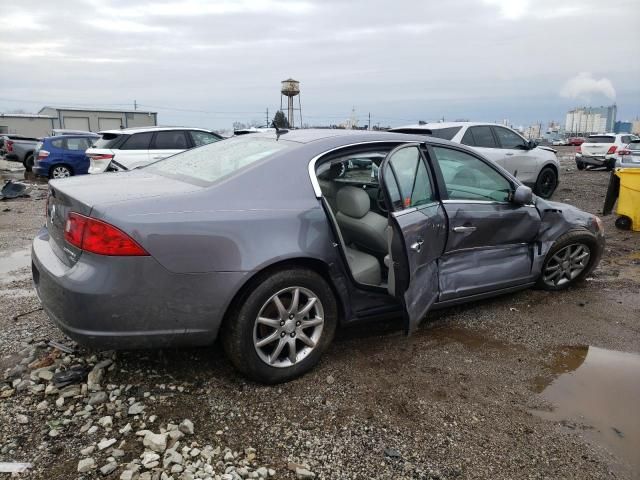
[567,137,585,146]
[32,130,605,383]
[576,133,640,170]
[552,138,567,146]
[51,129,95,136]
[2,135,41,170]
[86,127,223,173]
[32,134,99,179]
[614,139,640,168]
[389,122,560,198]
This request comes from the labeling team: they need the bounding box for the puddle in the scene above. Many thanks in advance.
[534,346,640,473]
[0,168,48,185]
[0,248,31,282]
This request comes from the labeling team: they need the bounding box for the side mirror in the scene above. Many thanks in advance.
[512,185,533,205]
[527,139,537,150]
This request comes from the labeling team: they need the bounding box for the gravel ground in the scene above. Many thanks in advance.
[0,148,638,480]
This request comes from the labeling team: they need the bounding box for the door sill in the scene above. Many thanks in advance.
[432,282,535,309]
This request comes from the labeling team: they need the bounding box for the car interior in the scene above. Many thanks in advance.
[316,150,393,289]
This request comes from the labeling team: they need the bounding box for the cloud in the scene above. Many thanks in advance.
[560,72,616,101]
[483,0,530,20]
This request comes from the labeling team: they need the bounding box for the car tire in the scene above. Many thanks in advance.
[49,165,73,179]
[23,154,34,172]
[535,230,599,291]
[615,215,632,231]
[222,267,338,384]
[534,167,558,199]
[576,160,585,170]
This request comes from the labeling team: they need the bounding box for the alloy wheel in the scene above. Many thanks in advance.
[542,243,590,287]
[538,170,557,198]
[52,166,71,178]
[253,286,324,368]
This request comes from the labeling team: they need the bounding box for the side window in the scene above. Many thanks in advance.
[121,132,153,150]
[65,138,91,151]
[154,131,189,150]
[383,146,434,211]
[190,131,220,147]
[621,135,631,144]
[432,147,512,202]
[493,127,526,149]
[51,139,64,149]
[468,126,497,148]
[461,129,475,146]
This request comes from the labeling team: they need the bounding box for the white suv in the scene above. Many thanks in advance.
[390,122,560,198]
[576,133,639,171]
[86,127,223,174]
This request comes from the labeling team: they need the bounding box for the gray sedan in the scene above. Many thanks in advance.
[32,130,605,383]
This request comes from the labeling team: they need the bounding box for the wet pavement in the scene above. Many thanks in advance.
[534,346,640,473]
[0,248,31,282]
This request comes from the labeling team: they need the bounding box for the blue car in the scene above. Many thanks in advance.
[33,134,98,179]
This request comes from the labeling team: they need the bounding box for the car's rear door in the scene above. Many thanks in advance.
[427,145,541,302]
[62,137,94,173]
[116,132,153,170]
[379,143,447,333]
[491,126,536,183]
[149,130,191,163]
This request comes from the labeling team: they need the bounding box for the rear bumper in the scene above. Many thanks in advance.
[33,164,49,177]
[576,154,615,168]
[31,227,249,349]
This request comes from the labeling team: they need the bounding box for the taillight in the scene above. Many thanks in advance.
[607,145,617,154]
[89,154,114,161]
[576,146,581,153]
[617,148,630,156]
[64,212,148,256]
[5,140,13,152]
[37,150,50,160]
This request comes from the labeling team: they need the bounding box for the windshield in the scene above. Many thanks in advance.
[147,136,291,184]
[586,136,615,144]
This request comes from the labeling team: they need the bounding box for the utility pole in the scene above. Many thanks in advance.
[368,112,371,130]
[134,100,137,111]
[266,108,269,127]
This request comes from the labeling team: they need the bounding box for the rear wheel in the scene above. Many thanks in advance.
[534,167,558,199]
[23,154,34,172]
[49,165,73,179]
[222,267,337,383]
[615,216,632,230]
[536,230,599,291]
[576,160,586,170]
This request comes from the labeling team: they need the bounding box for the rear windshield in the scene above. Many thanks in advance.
[586,136,615,143]
[147,136,291,184]
[628,140,640,150]
[93,133,122,149]
[425,126,462,140]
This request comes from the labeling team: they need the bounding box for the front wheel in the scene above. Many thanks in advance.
[534,167,558,199]
[222,268,337,383]
[536,230,599,291]
[615,216,632,230]
[49,165,72,179]
[23,154,34,172]
[576,160,585,171]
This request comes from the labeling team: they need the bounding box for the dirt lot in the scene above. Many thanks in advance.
[0,147,638,480]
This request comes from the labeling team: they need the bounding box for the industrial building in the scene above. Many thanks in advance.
[0,113,56,137]
[38,106,157,132]
[564,105,617,135]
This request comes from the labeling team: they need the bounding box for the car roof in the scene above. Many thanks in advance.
[98,126,212,135]
[391,121,506,130]
[245,128,435,144]
[46,134,99,140]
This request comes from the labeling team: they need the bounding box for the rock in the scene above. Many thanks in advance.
[120,470,139,480]
[141,451,160,467]
[77,457,97,473]
[256,467,268,478]
[143,432,167,452]
[59,384,81,398]
[295,467,315,479]
[163,450,183,468]
[100,462,118,475]
[119,423,132,434]
[128,402,145,415]
[87,425,99,435]
[268,469,276,477]
[37,369,54,381]
[16,414,28,424]
[55,397,65,408]
[44,384,59,395]
[89,391,109,406]
[224,451,234,462]
[326,375,335,385]
[36,400,49,411]
[98,416,113,428]
[178,419,194,435]
[87,365,104,391]
[384,448,401,458]
[112,448,125,458]
[95,359,113,370]
[98,438,117,450]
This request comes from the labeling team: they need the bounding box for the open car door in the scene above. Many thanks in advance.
[379,143,448,334]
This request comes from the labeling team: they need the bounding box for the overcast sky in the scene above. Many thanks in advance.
[1,0,639,129]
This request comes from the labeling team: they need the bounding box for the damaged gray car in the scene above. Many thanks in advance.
[31,130,605,383]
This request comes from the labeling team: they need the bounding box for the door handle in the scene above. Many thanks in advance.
[410,239,424,252]
[453,226,477,233]
[505,152,514,156]
[152,156,164,159]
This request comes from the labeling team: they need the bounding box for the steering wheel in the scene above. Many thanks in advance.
[376,188,388,213]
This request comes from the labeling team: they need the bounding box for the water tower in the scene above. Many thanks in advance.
[280,78,302,128]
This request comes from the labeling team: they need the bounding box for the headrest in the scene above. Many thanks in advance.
[337,186,370,219]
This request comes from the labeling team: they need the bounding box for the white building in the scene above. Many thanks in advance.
[565,105,616,135]
[0,113,56,137]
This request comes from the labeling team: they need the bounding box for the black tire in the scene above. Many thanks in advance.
[534,167,558,199]
[23,154,34,172]
[615,216,632,230]
[222,267,338,384]
[49,164,73,179]
[535,230,600,291]
[576,160,586,170]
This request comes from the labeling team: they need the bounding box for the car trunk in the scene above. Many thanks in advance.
[46,170,202,266]
[582,136,615,157]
